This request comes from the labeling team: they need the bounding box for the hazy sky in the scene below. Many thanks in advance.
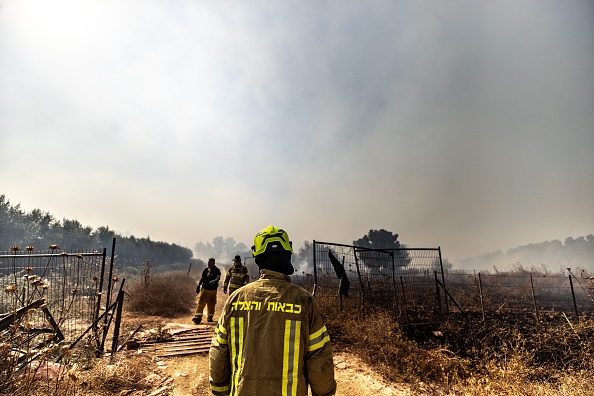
[1,1,593,264]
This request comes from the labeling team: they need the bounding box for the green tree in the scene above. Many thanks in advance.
[0,195,194,268]
[353,229,403,250]
[24,209,56,243]
[91,226,116,248]
[0,195,26,247]
[353,229,410,269]
[60,219,93,249]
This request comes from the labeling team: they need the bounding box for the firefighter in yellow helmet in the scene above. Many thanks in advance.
[209,226,337,396]
[223,255,250,295]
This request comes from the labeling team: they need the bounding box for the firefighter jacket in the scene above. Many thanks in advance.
[224,264,250,291]
[201,266,222,291]
[209,269,336,396]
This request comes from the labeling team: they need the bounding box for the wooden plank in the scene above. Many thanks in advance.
[164,341,211,347]
[159,348,210,357]
[168,327,213,336]
[154,344,211,352]
[142,341,211,351]
[160,345,207,352]
[139,336,212,346]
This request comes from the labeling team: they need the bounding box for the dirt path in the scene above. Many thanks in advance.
[131,290,412,395]
[150,346,411,395]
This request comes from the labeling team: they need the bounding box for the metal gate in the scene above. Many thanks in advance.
[0,239,124,368]
[313,241,446,325]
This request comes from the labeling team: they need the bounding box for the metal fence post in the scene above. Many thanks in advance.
[111,287,125,357]
[392,253,399,315]
[438,247,449,313]
[569,274,579,322]
[478,273,485,322]
[434,271,441,315]
[339,256,345,311]
[353,250,365,316]
[99,278,125,356]
[93,248,107,350]
[530,273,539,323]
[104,237,117,321]
[312,240,318,296]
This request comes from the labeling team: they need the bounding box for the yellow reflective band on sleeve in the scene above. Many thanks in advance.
[282,319,301,396]
[230,317,244,396]
[210,383,230,396]
[215,323,228,345]
[309,325,327,340]
[308,325,330,352]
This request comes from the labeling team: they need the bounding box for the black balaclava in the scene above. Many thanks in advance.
[255,251,295,276]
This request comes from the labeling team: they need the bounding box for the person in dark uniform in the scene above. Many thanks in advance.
[193,258,221,324]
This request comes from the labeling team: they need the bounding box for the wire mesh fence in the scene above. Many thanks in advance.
[217,246,594,327]
[312,241,444,324]
[443,271,594,322]
[0,247,108,344]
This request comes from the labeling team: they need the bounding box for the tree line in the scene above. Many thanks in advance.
[0,195,193,268]
[458,234,594,272]
[1,194,411,272]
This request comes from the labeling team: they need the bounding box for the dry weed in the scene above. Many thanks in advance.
[325,304,594,395]
[127,273,196,317]
[326,307,471,388]
[77,354,158,395]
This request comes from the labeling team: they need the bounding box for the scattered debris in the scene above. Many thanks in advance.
[127,323,213,357]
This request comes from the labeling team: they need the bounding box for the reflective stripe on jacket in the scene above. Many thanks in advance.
[210,269,336,396]
[224,264,250,289]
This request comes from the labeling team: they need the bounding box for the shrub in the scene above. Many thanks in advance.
[126,273,196,317]
[80,354,157,394]
[325,302,594,394]
[325,306,471,387]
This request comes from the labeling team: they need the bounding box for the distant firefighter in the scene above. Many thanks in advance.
[193,258,221,324]
[223,255,250,295]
